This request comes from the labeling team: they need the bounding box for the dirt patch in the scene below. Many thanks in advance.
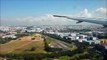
[20,36,41,41]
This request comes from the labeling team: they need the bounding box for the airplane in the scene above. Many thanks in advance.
[53,15,107,27]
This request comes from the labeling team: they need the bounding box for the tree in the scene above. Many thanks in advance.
[44,38,51,51]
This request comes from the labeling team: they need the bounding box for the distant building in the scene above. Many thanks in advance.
[27,29,36,32]
[85,40,95,45]
[35,28,43,32]
[2,34,16,38]
[0,26,10,32]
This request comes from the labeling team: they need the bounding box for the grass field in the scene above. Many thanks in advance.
[0,36,46,54]
[0,35,77,54]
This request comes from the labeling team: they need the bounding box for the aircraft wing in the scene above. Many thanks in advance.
[53,15,107,27]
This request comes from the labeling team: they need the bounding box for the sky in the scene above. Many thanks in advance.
[0,0,107,26]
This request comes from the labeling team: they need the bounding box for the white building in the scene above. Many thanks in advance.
[0,26,10,32]
[27,29,36,32]
[84,40,95,45]
[68,36,76,40]
[78,39,87,42]
[2,35,16,38]
[35,28,43,32]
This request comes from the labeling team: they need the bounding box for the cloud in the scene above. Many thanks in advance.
[96,7,107,14]
[94,7,107,18]
[78,8,107,18]
[1,14,74,26]
[80,9,92,18]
